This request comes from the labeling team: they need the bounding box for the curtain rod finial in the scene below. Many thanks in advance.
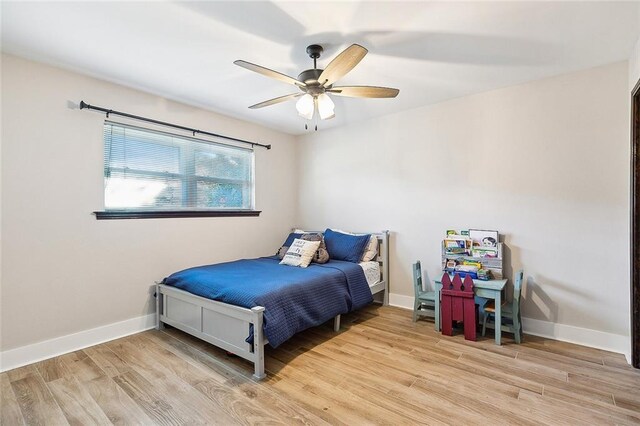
[79,100,88,110]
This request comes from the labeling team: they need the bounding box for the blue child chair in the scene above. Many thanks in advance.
[412,261,439,331]
[482,270,524,343]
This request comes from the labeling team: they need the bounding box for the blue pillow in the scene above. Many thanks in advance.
[323,229,371,263]
[276,232,304,258]
[282,232,303,247]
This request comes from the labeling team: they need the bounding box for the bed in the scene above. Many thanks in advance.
[155,230,389,379]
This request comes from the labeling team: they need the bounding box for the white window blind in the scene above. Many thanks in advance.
[103,122,254,211]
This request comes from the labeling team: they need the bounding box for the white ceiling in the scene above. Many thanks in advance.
[2,1,639,135]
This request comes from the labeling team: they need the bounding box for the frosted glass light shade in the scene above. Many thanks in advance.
[317,93,335,120]
[296,94,314,120]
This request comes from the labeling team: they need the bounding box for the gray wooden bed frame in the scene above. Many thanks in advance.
[155,230,389,379]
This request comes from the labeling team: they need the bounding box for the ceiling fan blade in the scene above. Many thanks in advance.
[318,44,368,87]
[234,60,305,87]
[248,93,303,109]
[328,86,399,98]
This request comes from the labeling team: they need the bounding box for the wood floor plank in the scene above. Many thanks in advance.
[83,345,131,378]
[268,373,351,425]
[82,375,153,426]
[411,378,539,426]
[293,340,419,392]
[614,393,640,412]
[112,370,193,425]
[517,389,621,425]
[48,376,112,425]
[337,380,450,425]
[10,371,69,426]
[59,350,106,383]
[522,336,610,364]
[513,338,605,366]
[542,386,640,424]
[513,390,608,426]
[34,357,72,383]
[36,350,106,384]
[567,371,640,396]
[1,373,25,426]
[461,350,569,382]
[435,337,517,360]
[268,347,346,387]
[603,354,636,370]
[6,365,39,382]
[516,349,640,389]
[271,363,411,425]
[566,371,640,412]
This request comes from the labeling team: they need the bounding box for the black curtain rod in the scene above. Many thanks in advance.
[79,100,271,150]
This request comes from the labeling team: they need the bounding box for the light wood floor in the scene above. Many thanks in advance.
[2,305,640,425]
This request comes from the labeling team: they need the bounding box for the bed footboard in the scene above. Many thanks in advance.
[155,283,266,380]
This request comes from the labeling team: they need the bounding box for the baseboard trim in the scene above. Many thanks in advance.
[521,317,631,363]
[389,293,415,309]
[0,313,156,372]
[388,293,631,364]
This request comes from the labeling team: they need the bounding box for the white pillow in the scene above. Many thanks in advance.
[361,235,379,262]
[279,238,321,268]
[334,229,378,262]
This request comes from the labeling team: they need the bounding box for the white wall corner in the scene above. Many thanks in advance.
[0,313,156,373]
[388,293,631,364]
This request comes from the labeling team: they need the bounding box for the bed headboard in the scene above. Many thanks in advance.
[371,231,390,300]
[292,229,390,304]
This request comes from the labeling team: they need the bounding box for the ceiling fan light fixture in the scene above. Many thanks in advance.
[317,93,335,120]
[296,93,314,120]
[235,43,398,128]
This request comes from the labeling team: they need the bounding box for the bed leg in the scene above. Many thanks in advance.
[334,315,341,332]
[155,284,165,331]
[251,306,266,380]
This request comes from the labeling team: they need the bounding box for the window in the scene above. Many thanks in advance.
[99,122,257,218]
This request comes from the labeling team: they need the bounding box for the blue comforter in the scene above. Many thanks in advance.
[162,257,373,347]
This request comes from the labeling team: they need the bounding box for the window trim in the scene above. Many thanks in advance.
[94,210,261,220]
[99,121,256,216]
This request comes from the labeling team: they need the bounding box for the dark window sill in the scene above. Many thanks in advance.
[94,210,261,220]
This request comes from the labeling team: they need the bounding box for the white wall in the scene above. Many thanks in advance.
[297,62,630,349]
[630,6,640,91]
[631,36,640,91]
[0,54,297,353]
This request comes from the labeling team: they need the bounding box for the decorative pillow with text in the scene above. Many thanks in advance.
[279,239,321,268]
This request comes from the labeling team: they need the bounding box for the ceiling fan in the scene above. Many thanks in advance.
[234,44,399,129]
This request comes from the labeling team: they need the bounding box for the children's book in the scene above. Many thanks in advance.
[472,248,498,258]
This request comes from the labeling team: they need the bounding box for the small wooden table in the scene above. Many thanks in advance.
[435,276,508,345]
